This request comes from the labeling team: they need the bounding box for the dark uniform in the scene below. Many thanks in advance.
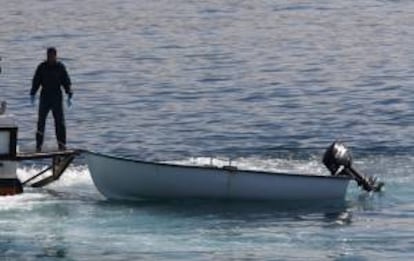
[31,60,72,151]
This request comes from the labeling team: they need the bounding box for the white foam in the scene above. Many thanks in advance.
[0,192,49,211]
[16,165,102,201]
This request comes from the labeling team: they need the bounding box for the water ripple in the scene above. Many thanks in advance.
[1,0,414,260]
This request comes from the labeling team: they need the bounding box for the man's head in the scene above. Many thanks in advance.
[47,47,57,64]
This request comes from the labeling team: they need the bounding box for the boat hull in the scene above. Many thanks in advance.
[85,152,350,201]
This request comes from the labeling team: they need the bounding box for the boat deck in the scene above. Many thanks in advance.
[16,149,80,160]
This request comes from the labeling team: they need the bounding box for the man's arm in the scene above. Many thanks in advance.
[61,63,73,98]
[30,64,42,96]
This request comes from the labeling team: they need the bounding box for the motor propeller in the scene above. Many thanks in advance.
[323,141,384,192]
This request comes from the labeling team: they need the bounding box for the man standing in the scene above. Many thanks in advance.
[31,47,73,152]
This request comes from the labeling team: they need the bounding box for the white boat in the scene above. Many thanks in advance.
[85,149,354,201]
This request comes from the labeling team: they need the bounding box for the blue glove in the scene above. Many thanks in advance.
[30,95,35,106]
[67,97,72,108]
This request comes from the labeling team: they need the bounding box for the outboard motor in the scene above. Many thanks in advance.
[323,141,384,192]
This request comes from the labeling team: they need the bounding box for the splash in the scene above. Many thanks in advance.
[12,165,102,203]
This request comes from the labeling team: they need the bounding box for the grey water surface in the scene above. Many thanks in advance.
[0,0,413,260]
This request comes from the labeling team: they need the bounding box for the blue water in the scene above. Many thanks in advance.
[1,0,413,260]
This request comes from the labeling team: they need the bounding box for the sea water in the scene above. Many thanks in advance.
[0,0,413,260]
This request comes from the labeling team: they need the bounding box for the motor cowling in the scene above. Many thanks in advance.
[322,141,384,192]
[323,141,352,176]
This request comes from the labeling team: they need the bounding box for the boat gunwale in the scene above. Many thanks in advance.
[83,150,351,181]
